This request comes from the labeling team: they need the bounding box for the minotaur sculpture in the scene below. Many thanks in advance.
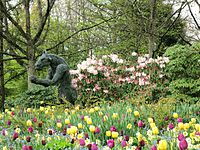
[30,52,77,104]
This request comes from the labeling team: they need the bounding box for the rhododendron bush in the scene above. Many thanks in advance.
[70,53,169,105]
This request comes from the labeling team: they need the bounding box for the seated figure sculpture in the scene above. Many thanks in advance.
[30,51,77,104]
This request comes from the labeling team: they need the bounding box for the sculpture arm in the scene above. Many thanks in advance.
[30,64,68,87]
[46,68,53,80]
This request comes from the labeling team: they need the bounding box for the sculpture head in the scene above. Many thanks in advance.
[35,51,52,70]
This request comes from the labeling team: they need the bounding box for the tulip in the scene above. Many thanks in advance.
[110,126,116,132]
[179,139,188,150]
[28,127,33,133]
[7,120,11,125]
[79,138,86,146]
[26,136,31,142]
[91,143,98,150]
[12,132,18,140]
[121,140,127,147]
[107,139,115,148]
[177,118,183,123]
[151,145,157,150]
[168,123,174,130]
[94,127,100,134]
[138,120,144,128]
[32,117,37,123]
[178,134,185,141]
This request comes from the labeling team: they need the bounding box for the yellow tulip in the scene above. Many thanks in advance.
[158,140,167,150]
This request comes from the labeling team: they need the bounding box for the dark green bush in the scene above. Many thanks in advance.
[164,43,200,102]
[6,86,58,108]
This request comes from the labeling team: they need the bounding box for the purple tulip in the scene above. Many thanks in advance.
[110,126,116,132]
[107,139,115,148]
[81,115,84,120]
[179,139,188,150]
[28,127,33,133]
[168,123,174,130]
[2,129,6,136]
[79,138,86,146]
[151,145,157,150]
[124,135,129,141]
[32,117,37,123]
[7,120,11,125]
[95,127,100,134]
[139,140,145,147]
[12,132,18,140]
[91,143,98,150]
[178,134,185,141]
[165,116,169,121]
[177,118,183,123]
[84,133,89,139]
[138,121,144,128]
[42,139,46,145]
[22,146,33,150]
[26,136,31,142]
[121,140,127,147]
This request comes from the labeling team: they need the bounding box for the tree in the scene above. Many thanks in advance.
[0,0,56,89]
[0,0,5,111]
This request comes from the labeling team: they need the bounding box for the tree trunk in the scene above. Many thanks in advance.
[0,7,5,111]
[148,0,157,58]
[27,44,35,89]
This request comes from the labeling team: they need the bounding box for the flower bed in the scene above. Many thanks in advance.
[0,103,199,150]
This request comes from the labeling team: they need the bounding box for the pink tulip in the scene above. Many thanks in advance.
[168,123,174,130]
[79,138,86,146]
[110,126,116,132]
[178,134,185,141]
[179,139,188,150]
[138,121,144,128]
[121,140,127,147]
[107,139,115,148]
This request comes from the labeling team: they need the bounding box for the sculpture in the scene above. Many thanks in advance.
[30,51,77,104]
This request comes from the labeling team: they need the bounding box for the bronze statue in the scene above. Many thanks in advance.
[30,52,77,104]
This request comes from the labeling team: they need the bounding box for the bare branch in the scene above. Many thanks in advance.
[3,56,27,61]
[187,1,200,29]
[0,31,26,55]
[0,1,30,40]
[4,70,26,85]
[46,17,114,51]
[33,0,56,44]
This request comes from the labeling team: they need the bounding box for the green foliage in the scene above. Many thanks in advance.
[6,86,58,108]
[164,43,200,101]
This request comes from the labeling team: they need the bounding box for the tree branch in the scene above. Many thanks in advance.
[0,1,30,40]
[33,0,56,44]
[0,31,26,55]
[155,2,186,53]
[4,70,26,85]
[46,17,114,51]
[187,1,200,29]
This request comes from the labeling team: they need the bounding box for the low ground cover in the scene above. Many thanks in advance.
[0,101,199,150]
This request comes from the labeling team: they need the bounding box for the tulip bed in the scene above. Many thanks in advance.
[0,102,199,150]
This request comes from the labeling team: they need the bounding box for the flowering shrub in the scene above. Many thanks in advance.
[70,53,169,105]
[0,102,199,149]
